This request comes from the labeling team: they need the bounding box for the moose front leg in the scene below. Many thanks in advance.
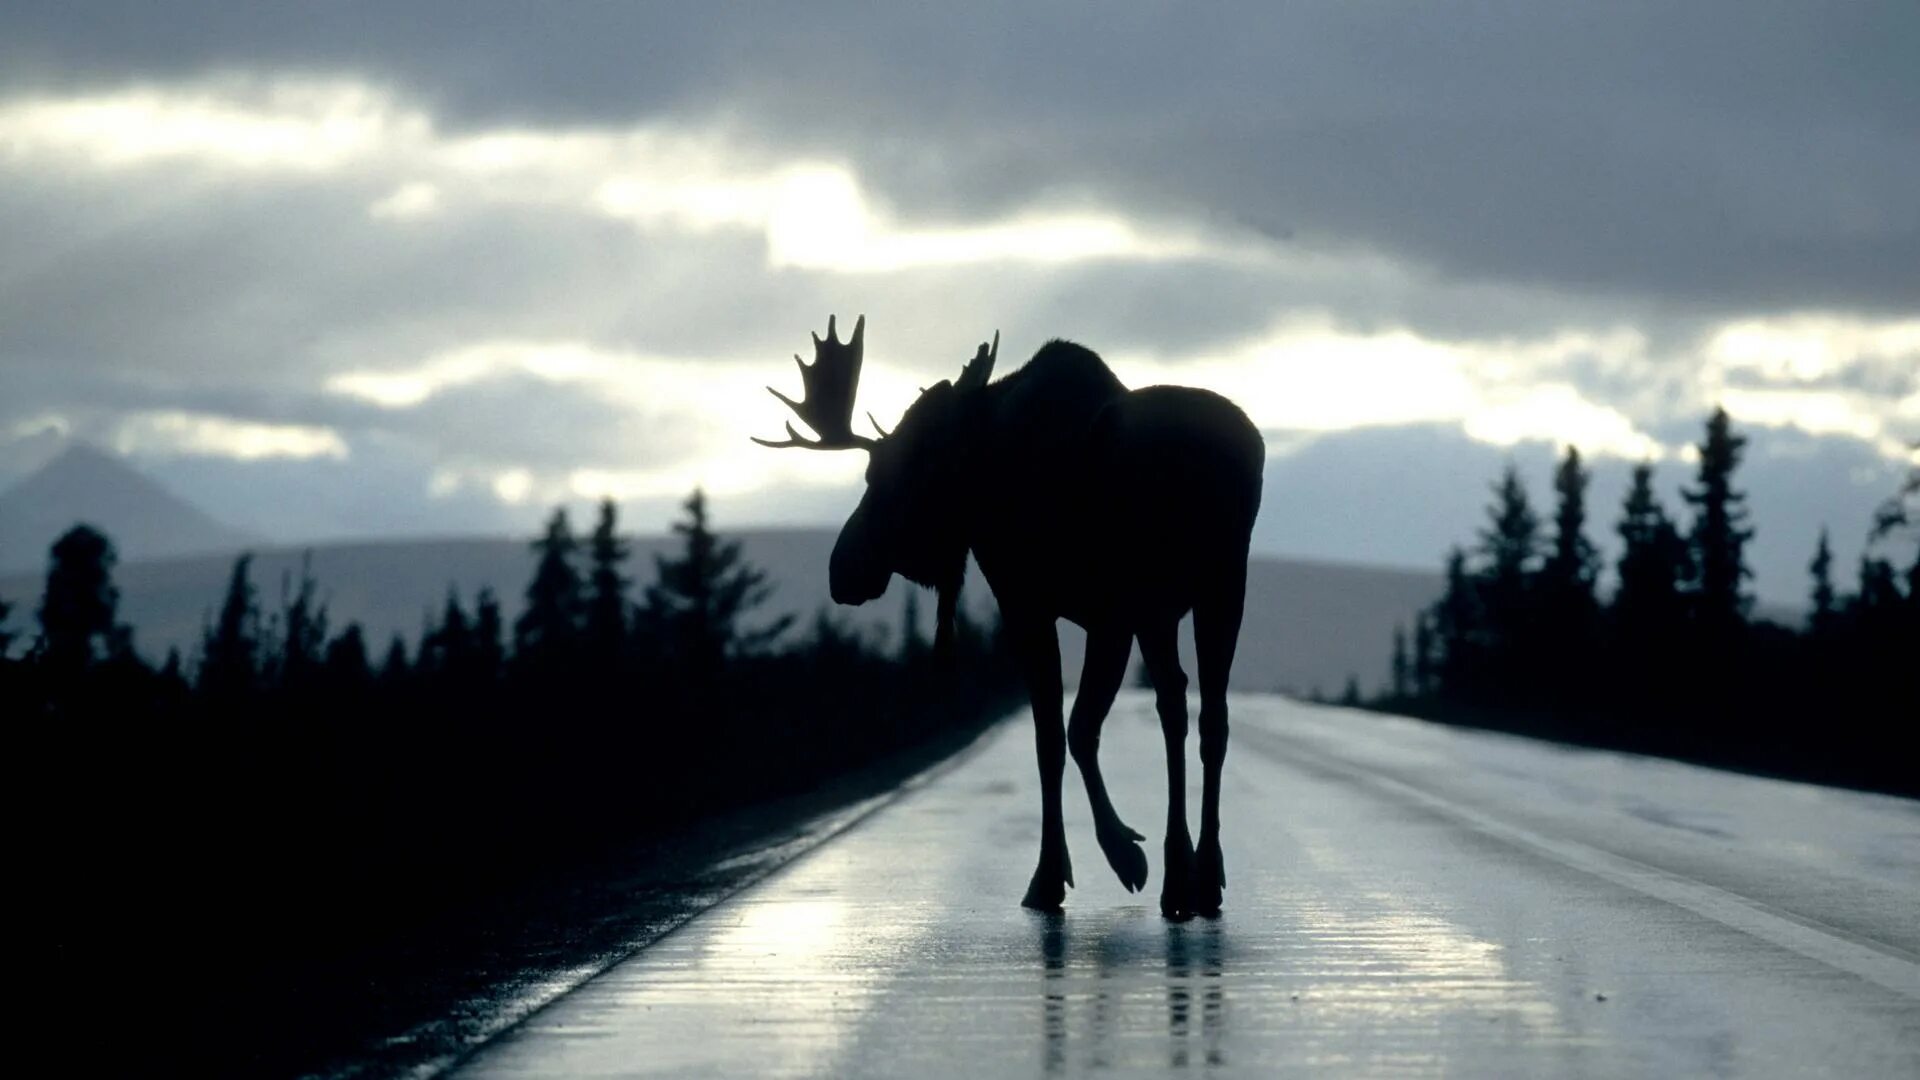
[1067,629,1149,894]
[1014,618,1074,911]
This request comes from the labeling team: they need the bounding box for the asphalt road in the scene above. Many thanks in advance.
[448,692,1920,1078]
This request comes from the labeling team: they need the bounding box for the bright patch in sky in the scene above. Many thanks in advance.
[0,80,412,171]
[112,411,349,461]
[1110,320,1667,460]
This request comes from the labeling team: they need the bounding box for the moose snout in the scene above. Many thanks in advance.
[830,513,891,605]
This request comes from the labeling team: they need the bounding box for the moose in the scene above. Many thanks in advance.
[756,316,1262,919]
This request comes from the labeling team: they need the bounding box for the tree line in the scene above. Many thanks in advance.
[1367,408,1918,795]
[2,488,1022,1055]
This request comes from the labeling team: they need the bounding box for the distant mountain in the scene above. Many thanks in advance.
[0,527,1440,693]
[0,443,255,574]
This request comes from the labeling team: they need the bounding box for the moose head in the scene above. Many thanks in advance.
[754,315,998,652]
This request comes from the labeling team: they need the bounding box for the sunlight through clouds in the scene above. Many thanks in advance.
[0,76,1231,273]
[0,79,416,171]
[1108,319,1669,460]
[112,411,349,461]
[1702,313,1920,460]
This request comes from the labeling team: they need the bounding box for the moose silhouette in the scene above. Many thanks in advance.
[757,316,1263,918]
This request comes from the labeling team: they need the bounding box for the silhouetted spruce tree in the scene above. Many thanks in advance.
[324,623,373,691]
[472,587,506,684]
[1535,447,1600,705]
[1540,449,1599,613]
[1389,625,1411,699]
[1854,555,1902,616]
[0,593,15,659]
[584,497,631,662]
[275,555,327,693]
[643,488,792,679]
[378,634,410,687]
[1610,463,1690,710]
[37,524,123,676]
[1683,407,1754,635]
[515,508,583,671]
[1476,464,1539,699]
[200,554,260,702]
[1431,546,1482,700]
[424,587,475,680]
[1412,613,1436,697]
[1808,528,1837,635]
[1614,465,1690,629]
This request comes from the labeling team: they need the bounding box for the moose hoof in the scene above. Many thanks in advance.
[1191,838,1225,918]
[1160,836,1198,921]
[1097,824,1150,893]
[1022,848,1073,911]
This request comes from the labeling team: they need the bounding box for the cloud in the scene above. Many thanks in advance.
[2,4,1915,607]
[1107,317,1667,459]
[367,179,440,220]
[0,78,413,170]
[110,411,349,461]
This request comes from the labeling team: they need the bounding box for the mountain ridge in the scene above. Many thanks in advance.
[0,443,257,573]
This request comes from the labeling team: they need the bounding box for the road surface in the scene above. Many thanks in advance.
[448,692,1920,1077]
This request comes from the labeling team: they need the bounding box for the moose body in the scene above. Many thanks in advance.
[759,319,1262,918]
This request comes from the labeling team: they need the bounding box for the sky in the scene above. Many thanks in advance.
[1,3,1916,605]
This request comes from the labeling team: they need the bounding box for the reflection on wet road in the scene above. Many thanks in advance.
[455,692,1920,1077]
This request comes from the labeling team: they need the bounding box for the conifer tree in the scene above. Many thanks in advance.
[643,488,792,677]
[277,554,327,691]
[1412,614,1436,697]
[1478,464,1538,615]
[37,524,122,674]
[516,507,583,666]
[1389,625,1411,698]
[1540,447,1599,610]
[1684,407,1754,632]
[1615,465,1689,626]
[200,554,260,700]
[324,623,373,689]
[472,587,506,683]
[425,587,474,678]
[584,497,631,659]
[1431,546,1481,698]
[1476,464,1538,697]
[0,593,14,659]
[379,634,410,686]
[1808,528,1836,635]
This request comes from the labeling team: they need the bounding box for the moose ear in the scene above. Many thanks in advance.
[956,331,998,392]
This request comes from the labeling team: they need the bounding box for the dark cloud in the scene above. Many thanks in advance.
[7,3,1914,313]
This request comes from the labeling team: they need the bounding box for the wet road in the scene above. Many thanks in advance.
[450,692,1920,1078]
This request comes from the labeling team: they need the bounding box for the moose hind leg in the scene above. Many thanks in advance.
[1067,629,1148,893]
[1191,578,1245,917]
[1137,621,1198,920]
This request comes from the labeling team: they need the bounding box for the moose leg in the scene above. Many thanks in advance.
[1014,618,1074,911]
[1137,621,1196,919]
[1191,578,1246,918]
[1066,629,1149,893]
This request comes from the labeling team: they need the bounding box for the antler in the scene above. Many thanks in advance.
[957,330,998,391]
[753,314,878,450]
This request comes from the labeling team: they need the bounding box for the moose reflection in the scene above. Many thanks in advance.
[757,316,1262,918]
